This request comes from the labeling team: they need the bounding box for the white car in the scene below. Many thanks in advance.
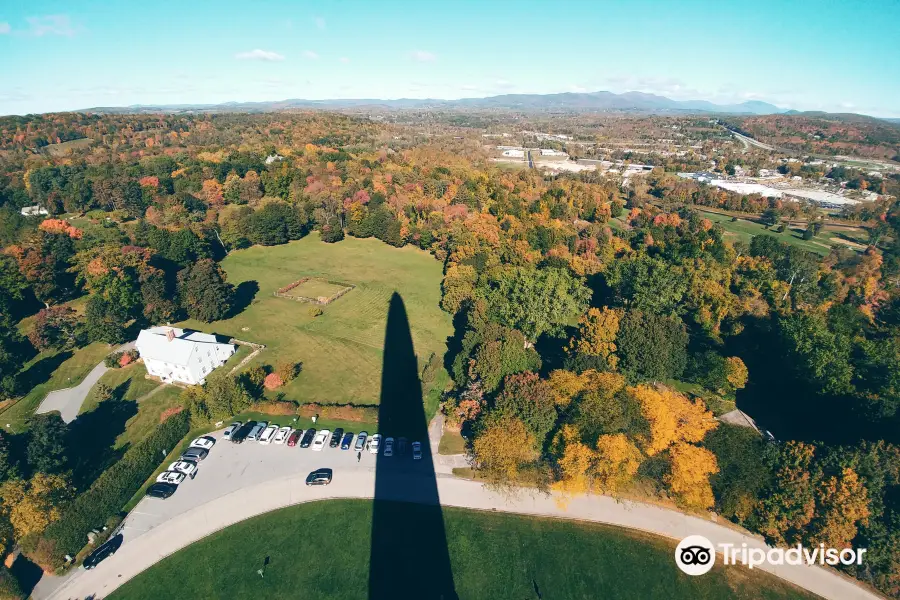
[383,437,395,457]
[189,436,216,450]
[369,434,382,454]
[247,421,268,441]
[312,429,330,451]
[259,424,279,445]
[412,441,422,460]
[156,470,186,485]
[274,426,292,445]
[222,422,241,441]
[168,460,198,476]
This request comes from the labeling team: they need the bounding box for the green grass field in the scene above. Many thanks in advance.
[698,209,841,256]
[44,137,94,156]
[80,363,160,415]
[0,343,111,432]
[285,278,351,300]
[176,233,452,412]
[110,499,816,600]
[439,429,467,455]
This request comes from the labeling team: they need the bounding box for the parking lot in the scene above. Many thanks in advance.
[123,428,443,540]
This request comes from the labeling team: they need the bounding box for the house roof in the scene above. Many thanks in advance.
[136,327,231,367]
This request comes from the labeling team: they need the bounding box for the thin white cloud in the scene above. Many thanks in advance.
[409,50,436,62]
[314,16,326,30]
[339,57,350,64]
[303,50,319,60]
[0,22,10,34]
[461,84,477,91]
[26,14,76,37]
[495,79,514,89]
[235,49,285,61]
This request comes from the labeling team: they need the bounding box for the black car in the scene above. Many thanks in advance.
[83,533,124,570]
[340,432,354,450]
[398,437,408,455]
[299,428,316,448]
[231,420,257,444]
[329,428,344,448]
[306,468,333,486]
[146,482,177,499]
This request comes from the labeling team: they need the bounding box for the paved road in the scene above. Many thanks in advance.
[36,342,135,423]
[38,428,881,600]
[730,130,776,151]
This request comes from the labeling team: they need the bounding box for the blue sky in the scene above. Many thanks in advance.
[1,0,899,117]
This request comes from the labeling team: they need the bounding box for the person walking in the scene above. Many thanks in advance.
[357,451,361,463]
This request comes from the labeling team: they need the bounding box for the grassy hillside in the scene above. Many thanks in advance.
[176,233,452,411]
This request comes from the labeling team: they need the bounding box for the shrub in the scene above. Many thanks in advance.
[276,361,301,383]
[263,373,284,390]
[37,411,190,566]
[253,401,299,416]
[104,352,124,368]
[119,353,133,367]
[158,405,184,423]
[298,403,378,423]
[308,306,323,317]
[320,225,344,243]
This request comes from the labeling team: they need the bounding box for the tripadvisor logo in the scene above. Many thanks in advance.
[675,535,868,575]
[675,535,716,576]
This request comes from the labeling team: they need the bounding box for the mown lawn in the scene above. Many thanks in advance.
[698,209,838,255]
[439,429,467,455]
[111,499,816,600]
[80,363,160,415]
[176,233,452,413]
[0,342,111,432]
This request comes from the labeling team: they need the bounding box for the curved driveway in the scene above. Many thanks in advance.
[45,434,880,600]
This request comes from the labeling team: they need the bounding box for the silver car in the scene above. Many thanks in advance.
[247,421,267,442]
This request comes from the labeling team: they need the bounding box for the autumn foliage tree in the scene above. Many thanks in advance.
[629,384,717,456]
[666,443,719,510]
[473,416,539,483]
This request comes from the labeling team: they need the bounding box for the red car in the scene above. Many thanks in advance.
[287,429,303,447]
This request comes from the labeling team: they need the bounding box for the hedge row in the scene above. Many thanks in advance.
[40,410,190,565]
[298,402,378,423]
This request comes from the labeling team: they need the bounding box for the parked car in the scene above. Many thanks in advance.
[274,426,292,444]
[156,470,186,485]
[398,437,408,455]
[300,428,316,448]
[247,422,268,442]
[355,431,368,451]
[383,437,395,457]
[189,435,216,450]
[340,432,354,450]
[259,424,279,445]
[83,533,123,570]
[222,422,241,441]
[305,468,333,486]
[181,447,209,462]
[168,460,198,477]
[369,434,382,454]
[231,421,257,444]
[329,427,344,448]
[146,482,177,499]
[412,441,422,460]
[312,430,330,451]
[287,429,303,447]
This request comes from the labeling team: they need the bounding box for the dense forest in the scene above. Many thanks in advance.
[1,111,900,597]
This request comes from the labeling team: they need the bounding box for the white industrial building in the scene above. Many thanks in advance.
[136,326,236,385]
[502,149,525,158]
[539,149,567,156]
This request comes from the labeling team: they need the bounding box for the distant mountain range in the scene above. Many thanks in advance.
[83,90,789,116]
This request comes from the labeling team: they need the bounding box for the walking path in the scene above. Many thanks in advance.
[45,466,879,600]
[36,342,134,423]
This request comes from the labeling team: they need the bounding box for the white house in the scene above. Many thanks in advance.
[502,149,525,158]
[20,205,49,217]
[135,326,236,385]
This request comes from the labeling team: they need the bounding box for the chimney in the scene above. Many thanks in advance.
[166,328,176,342]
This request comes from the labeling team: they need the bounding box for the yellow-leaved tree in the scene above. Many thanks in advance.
[594,433,643,493]
[567,307,622,369]
[472,416,538,483]
[553,425,596,495]
[666,443,719,510]
[808,467,870,549]
[0,473,74,539]
[630,384,717,456]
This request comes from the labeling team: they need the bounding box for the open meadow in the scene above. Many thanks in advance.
[177,233,453,412]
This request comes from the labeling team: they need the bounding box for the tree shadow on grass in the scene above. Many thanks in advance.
[369,293,457,599]
[9,553,42,597]
[67,380,137,488]
[16,351,72,390]
[229,280,260,317]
